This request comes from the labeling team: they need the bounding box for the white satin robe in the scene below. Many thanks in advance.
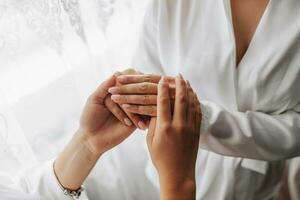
[132,0,300,199]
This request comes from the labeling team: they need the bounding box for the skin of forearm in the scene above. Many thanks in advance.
[54,130,100,190]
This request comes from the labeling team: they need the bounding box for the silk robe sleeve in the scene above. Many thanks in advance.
[200,101,300,161]
[0,160,89,200]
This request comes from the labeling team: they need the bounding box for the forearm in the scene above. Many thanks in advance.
[54,130,100,190]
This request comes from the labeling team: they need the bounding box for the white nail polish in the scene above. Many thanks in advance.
[138,121,146,130]
[124,118,133,126]
[108,87,118,94]
[111,95,120,101]
[122,104,130,109]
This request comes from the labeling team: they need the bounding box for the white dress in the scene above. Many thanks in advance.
[132,0,300,199]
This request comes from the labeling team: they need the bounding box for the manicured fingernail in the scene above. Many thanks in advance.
[179,73,183,79]
[124,118,133,126]
[108,87,118,94]
[138,121,147,130]
[159,76,165,84]
[111,95,121,101]
[122,104,130,109]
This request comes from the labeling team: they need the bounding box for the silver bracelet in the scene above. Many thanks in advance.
[53,162,85,199]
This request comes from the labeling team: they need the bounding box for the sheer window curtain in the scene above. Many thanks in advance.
[0,0,150,182]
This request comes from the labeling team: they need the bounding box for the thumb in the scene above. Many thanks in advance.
[93,75,117,104]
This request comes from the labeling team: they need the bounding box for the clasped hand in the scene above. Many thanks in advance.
[56,69,201,200]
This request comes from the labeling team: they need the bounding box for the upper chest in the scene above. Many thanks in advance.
[230,0,270,66]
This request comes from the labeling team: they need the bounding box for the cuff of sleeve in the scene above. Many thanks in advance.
[20,160,89,200]
[241,158,268,175]
[200,102,211,134]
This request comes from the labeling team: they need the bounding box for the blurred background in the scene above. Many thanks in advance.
[0,0,150,177]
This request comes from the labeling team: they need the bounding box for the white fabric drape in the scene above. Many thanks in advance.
[0,0,149,168]
[0,0,153,199]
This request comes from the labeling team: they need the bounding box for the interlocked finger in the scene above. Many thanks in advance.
[122,104,158,117]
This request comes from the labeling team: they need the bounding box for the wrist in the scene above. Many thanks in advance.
[158,168,196,200]
[54,130,101,190]
[157,167,196,190]
[76,128,102,159]
[159,178,196,200]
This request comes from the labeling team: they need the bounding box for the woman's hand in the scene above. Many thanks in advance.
[54,74,136,190]
[147,75,201,200]
[79,74,137,156]
[109,74,175,117]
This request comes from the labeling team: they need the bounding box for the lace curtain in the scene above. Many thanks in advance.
[0,0,150,178]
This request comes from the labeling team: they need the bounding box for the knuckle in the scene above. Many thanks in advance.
[174,124,185,132]
[178,94,187,104]
[161,124,172,133]
[90,93,105,104]
[159,97,169,105]
[122,95,128,102]
[144,75,152,82]
[140,83,149,92]
[115,108,124,116]
[147,106,156,115]
[143,95,150,104]
[191,99,196,107]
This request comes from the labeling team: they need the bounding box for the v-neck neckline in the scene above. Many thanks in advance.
[225,0,271,70]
